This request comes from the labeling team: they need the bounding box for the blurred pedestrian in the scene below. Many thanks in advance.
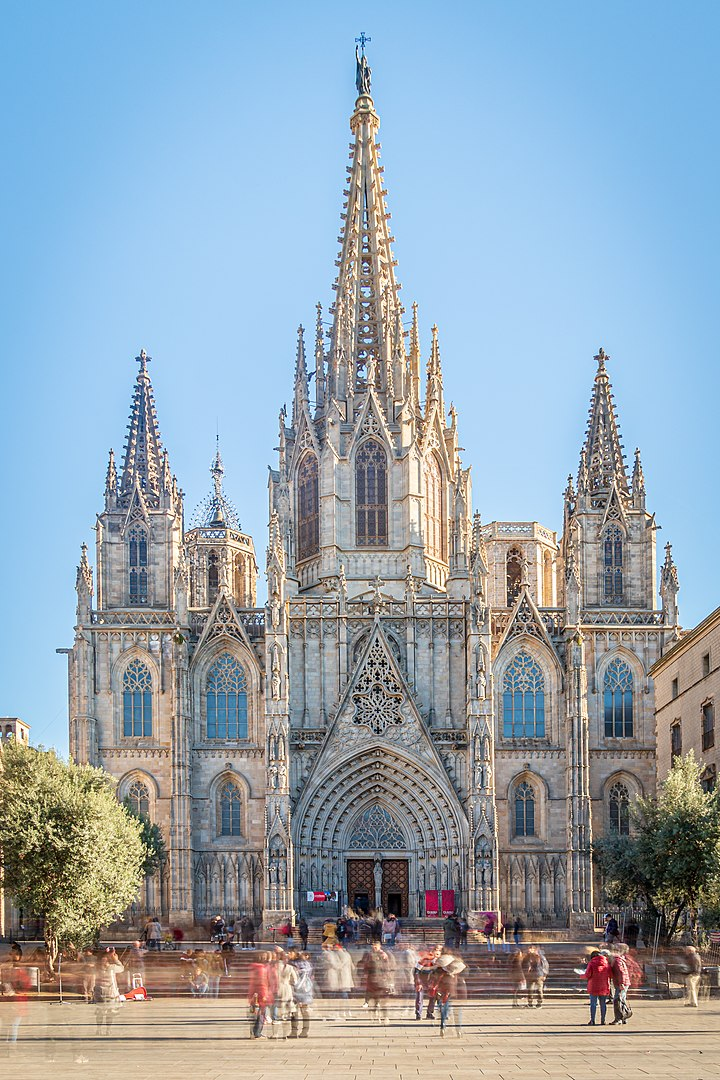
[289,951,315,1038]
[683,945,703,1008]
[609,943,632,1024]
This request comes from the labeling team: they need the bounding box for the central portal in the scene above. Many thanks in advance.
[346,858,409,918]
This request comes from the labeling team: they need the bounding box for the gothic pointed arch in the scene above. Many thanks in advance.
[424,449,446,562]
[355,436,388,547]
[296,450,320,562]
[112,648,159,742]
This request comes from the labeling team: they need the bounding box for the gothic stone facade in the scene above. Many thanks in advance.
[65,73,681,930]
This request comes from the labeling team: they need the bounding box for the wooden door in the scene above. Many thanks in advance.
[347,859,374,913]
[381,859,409,918]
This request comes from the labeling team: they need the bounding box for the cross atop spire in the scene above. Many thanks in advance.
[578,347,630,506]
[119,348,166,508]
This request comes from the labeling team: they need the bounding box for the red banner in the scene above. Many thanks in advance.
[425,890,439,917]
[441,889,455,916]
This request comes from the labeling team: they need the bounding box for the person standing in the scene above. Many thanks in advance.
[146,917,163,952]
[609,943,632,1024]
[434,953,466,1037]
[93,949,124,1037]
[247,952,273,1038]
[522,946,545,1008]
[414,946,442,1020]
[359,942,393,1024]
[289,951,315,1038]
[298,916,309,951]
[334,945,355,1018]
[510,949,526,1007]
[683,945,703,1008]
[583,950,612,1026]
[1,943,31,1045]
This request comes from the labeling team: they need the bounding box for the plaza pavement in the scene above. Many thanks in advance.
[1,996,718,1080]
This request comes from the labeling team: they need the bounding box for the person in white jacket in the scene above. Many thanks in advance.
[93,949,125,1036]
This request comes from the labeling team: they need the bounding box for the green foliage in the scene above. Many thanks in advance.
[594,753,720,942]
[0,742,145,964]
[123,800,166,877]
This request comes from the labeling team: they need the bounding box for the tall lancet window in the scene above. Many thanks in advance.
[206,653,248,740]
[506,548,523,607]
[297,452,320,561]
[122,658,153,737]
[128,525,148,605]
[356,439,388,546]
[207,550,219,603]
[602,525,623,602]
[502,653,546,738]
[424,452,445,561]
[608,782,630,835]
[603,657,634,737]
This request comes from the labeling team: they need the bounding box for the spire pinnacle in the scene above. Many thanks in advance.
[190,439,240,531]
[579,348,629,505]
[119,348,165,508]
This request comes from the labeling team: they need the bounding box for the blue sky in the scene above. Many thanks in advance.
[1,1,718,754]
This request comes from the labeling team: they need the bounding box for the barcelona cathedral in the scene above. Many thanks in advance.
[64,49,681,932]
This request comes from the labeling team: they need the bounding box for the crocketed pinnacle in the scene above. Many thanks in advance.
[119,349,166,507]
[579,348,629,503]
[328,53,404,410]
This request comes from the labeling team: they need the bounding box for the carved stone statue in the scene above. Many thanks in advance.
[373,856,383,908]
[356,46,372,96]
[271,642,281,700]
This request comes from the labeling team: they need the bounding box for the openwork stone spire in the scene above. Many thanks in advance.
[579,348,629,505]
[119,350,166,508]
[190,439,241,530]
[328,48,404,410]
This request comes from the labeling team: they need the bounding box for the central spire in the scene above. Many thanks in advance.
[327,45,405,410]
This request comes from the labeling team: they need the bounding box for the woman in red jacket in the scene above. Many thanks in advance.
[583,950,612,1025]
[248,953,274,1038]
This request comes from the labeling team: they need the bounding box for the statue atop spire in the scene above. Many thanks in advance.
[355,33,372,96]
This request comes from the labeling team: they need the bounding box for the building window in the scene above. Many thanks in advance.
[671,677,678,699]
[126,779,150,818]
[207,550,219,603]
[514,781,536,837]
[701,764,716,793]
[506,548,523,607]
[424,452,445,561]
[702,701,715,752]
[128,525,148,605]
[603,657,634,738]
[503,653,546,738]
[602,525,623,602]
[608,782,630,835]
[218,779,242,836]
[206,653,248,739]
[297,452,320,561]
[671,721,682,762]
[122,659,153,738]
[703,653,711,678]
[356,439,388,546]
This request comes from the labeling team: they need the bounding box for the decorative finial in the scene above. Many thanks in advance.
[135,348,151,373]
[355,33,372,96]
[594,346,607,372]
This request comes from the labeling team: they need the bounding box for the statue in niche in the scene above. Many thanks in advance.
[429,864,437,888]
[271,643,281,700]
[475,645,487,699]
[373,857,383,909]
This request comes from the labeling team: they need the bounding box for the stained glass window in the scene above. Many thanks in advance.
[128,525,148,605]
[356,440,388,546]
[126,779,150,818]
[603,658,633,737]
[515,781,535,837]
[123,659,152,737]
[608,782,630,834]
[207,653,248,739]
[219,780,242,836]
[503,653,545,738]
[297,453,320,561]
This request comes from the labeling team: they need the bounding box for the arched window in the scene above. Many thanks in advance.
[218,779,242,836]
[506,548,523,607]
[126,778,150,818]
[206,654,248,739]
[604,657,634,737]
[503,653,546,738]
[603,526,623,602]
[515,781,536,837]
[122,658,152,737]
[297,452,320,561]
[207,550,219,603]
[356,439,388,546]
[608,782,630,835]
[424,452,445,561]
[128,525,148,605]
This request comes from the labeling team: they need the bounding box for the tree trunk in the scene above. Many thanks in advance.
[44,925,59,974]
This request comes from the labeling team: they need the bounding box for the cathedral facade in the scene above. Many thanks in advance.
[65,60,681,930]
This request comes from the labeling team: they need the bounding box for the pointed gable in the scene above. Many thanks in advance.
[195,589,257,655]
[498,586,562,670]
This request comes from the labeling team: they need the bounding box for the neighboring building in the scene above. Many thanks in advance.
[651,604,719,791]
[0,717,31,939]
[61,52,682,930]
